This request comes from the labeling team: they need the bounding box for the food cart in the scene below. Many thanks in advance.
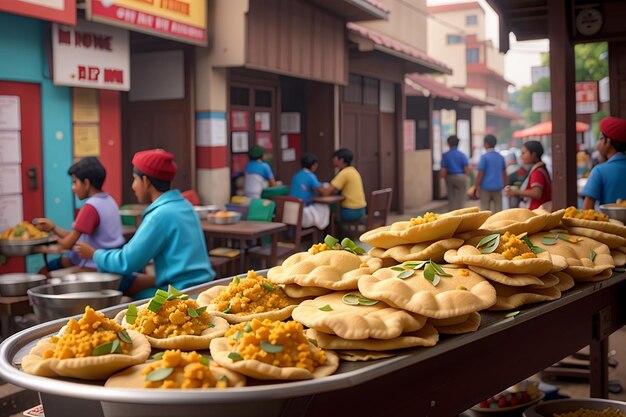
[1,271,624,417]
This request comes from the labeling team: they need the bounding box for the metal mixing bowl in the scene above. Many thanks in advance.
[0,236,53,257]
[194,205,220,220]
[599,203,626,223]
[0,273,47,296]
[206,211,242,225]
[47,272,121,288]
[524,398,626,417]
[28,282,123,322]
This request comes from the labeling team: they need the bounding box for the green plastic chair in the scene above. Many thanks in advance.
[247,199,276,245]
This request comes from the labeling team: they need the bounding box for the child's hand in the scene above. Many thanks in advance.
[33,218,54,232]
[74,241,95,259]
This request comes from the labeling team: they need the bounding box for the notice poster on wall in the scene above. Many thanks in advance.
[72,88,100,123]
[280,112,300,133]
[0,164,22,196]
[73,124,100,157]
[0,195,23,231]
[0,96,21,131]
[0,131,21,164]
[254,112,270,131]
[231,131,249,153]
[230,111,249,131]
[256,132,272,150]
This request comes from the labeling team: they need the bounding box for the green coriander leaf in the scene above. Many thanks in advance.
[199,356,210,366]
[223,303,232,313]
[357,296,379,306]
[431,274,441,287]
[168,285,182,297]
[208,322,215,328]
[233,275,240,285]
[151,352,164,360]
[228,352,243,362]
[92,341,115,356]
[342,293,360,305]
[397,269,415,279]
[260,341,284,353]
[505,311,520,318]
[542,236,557,245]
[476,233,499,249]
[188,307,199,318]
[531,246,546,254]
[423,264,435,282]
[117,329,132,344]
[196,306,207,315]
[244,322,253,332]
[261,282,275,292]
[219,375,228,383]
[232,330,243,341]
[589,249,597,262]
[319,304,333,312]
[390,266,405,271]
[308,338,318,347]
[145,367,174,382]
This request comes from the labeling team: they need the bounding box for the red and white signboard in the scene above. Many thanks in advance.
[52,20,130,91]
[0,0,75,25]
[576,81,598,114]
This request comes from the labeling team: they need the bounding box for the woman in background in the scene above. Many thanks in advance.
[506,140,551,210]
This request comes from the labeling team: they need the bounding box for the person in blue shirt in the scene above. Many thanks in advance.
[473,134,507,212]
[582,116,626,208]
[439,135,471,210]
[289,153,330,230]
[243,146,276,199]
[75,149,215,300]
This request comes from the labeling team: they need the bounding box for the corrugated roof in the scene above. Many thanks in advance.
[427,2,485,14]
[347,23,453,75]
[467,63,514,85]
[405,73,490,106]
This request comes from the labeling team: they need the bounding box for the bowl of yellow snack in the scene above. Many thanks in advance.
[523,398,626,417]
[599,201,626,223]
[0,222,53,256]
[206,211,242,225]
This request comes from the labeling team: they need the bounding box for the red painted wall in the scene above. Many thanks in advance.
[98,90,122,205]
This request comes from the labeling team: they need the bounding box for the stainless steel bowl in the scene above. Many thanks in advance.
[28,282,122,322]
[194,205,220,220]
[206,211,242,225]
[0,236,53,257]
[524,398,626,417]
[47,272,121,288]
[599,203,626,223]
[0,273,47,296]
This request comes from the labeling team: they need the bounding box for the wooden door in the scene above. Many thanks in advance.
[0,81,43,272]
[342,103,380,199]
[379,112,397,199]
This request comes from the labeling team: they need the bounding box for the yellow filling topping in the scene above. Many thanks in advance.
[1,221,48,240]
[226,318,326,372]
[564,206,609,221]
[43,306,129,359]
[495,231,537,260]
[409,212,439,226]
[212,270,291,315]
[143,350,228,389]
[130,298,211,338]
[308,243,331,255]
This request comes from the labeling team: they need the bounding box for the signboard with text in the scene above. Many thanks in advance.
[86,0,207,46]
[0,0,75,25]
[52,20,130,91]
[576,81,598,114]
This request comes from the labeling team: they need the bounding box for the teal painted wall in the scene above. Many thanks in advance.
[0,13,73,272]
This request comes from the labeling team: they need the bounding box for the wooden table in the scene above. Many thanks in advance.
[0,295,32,340]
[201,221,287,273]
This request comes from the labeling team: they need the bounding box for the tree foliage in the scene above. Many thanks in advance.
[515,42,608,126]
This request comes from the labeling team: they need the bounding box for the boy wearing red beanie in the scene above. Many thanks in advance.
[582,116,626,208]
[76,149,215,299]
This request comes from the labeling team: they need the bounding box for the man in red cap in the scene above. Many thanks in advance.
[582,116,626,208]
[76,149,216,299]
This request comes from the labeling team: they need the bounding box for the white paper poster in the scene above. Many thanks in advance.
[280,113,300,133]
[0,131,21,163]
[0,164,22,196]
[282,148,296,162]
[0,195,23,231]
[280,134,288,149]
[0,96,21,130]
[196,117,227,147]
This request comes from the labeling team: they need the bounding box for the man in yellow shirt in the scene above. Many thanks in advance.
[319,148,367,221]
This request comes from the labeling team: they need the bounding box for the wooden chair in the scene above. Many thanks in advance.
[246,196,317,269]
[335,188,392,239]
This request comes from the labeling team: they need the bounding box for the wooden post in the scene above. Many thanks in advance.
[548,0,577,209]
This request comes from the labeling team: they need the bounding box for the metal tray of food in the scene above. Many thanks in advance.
[0,235,57,256]
[0,272,624,417]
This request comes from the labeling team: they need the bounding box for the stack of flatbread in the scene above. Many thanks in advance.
[561,209,626,267]
[293,291,436,362]
[363,207,490,266]
[443,235,565,311]
[267,250,383,298]
[528,230,615,282]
